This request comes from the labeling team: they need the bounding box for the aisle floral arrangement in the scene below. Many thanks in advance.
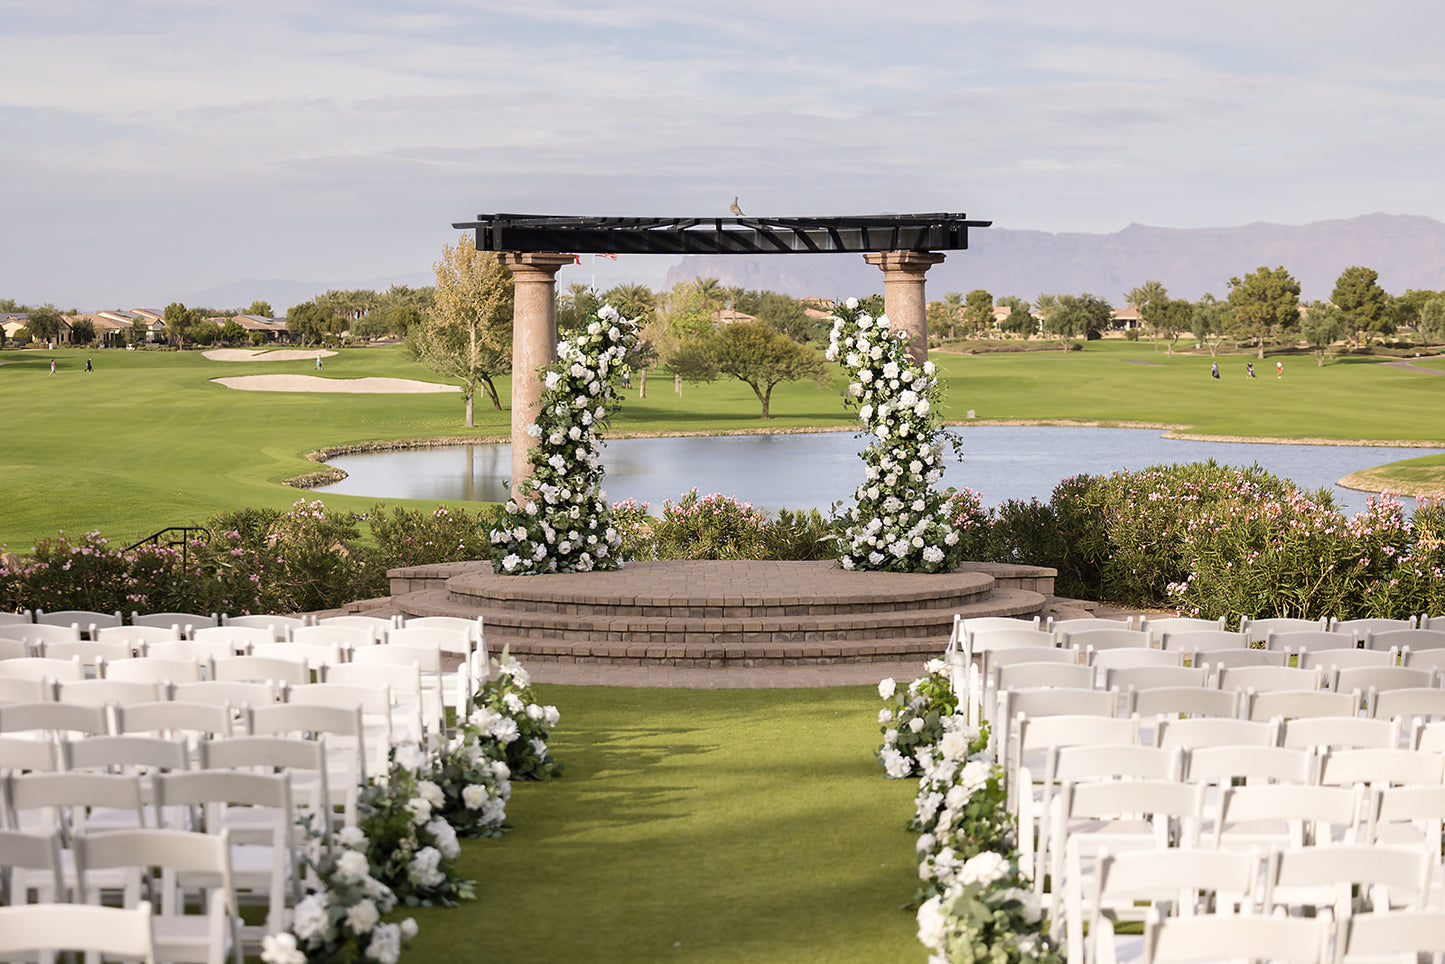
[879,667,1062,964]
[357,758,476,908]
[489,305,640,574]
[877,658,959,779]
[469,650,562,781]
[826,298,964,573]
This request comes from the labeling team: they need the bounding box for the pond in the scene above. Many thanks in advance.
[313,427,1444,516]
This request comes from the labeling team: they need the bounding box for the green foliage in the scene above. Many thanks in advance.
[1301,301,1348,364]
[1036,292,1112,347]
[1228,265,1301,355]
[735,289,823,343]
[876,663,959,778]
[357,762,475,907]
[1421,297,1445,343]
[995,296,1034,336]
[669,320,829,418]
[287,301,334,346]
[1332,265,1392,341]
[364,502,495,578]
[963,289,994,337]
[25,305,63,343]
[469,653,561,781]
[650,490,769,560]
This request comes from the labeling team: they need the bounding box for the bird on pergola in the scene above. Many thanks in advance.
[729,197,744,217]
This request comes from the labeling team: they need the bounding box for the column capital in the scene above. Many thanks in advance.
[863,250,947,275]
[497,252,576,277]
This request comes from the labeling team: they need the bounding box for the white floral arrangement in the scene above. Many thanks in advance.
[907,715,1062,964]
[826,298,964,573]
[489,304,641,574]
[469,649,561,781]
[356,756,476,908]
[877,659,960,779]
[261,821,417,964]
[414,723,513,838]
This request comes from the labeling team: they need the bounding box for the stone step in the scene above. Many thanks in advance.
[481,631,952,667]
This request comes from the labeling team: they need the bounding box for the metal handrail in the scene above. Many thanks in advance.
[124,526,212,567]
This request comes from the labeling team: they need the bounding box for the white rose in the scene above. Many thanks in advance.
[346,897,380,935]
[878,678,896,700]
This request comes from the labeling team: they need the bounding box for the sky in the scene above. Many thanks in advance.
[3,0,1444,311]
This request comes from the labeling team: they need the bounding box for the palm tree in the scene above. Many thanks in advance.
[1125,280,1168,348]
[942,292,963,340]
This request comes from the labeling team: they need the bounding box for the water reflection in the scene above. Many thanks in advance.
[315,427,1444,516]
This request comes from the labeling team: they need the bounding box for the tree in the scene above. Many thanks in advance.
[941,291,963,339]
[410,233,514,427]
[1227,266,1301,359]
[1332,265,1391,346]
[556,283,601,334]
[1300,301,1347,366]
[221,319,247,343]
[0,298,32,312]
[26,305,63,345]
[243,300,274,318]
[1190,294,1231,357]
[963,289,994,338]
[69,317,96,345]
[1393,289,1439,335]
[163,302,208,349]
[1147,298,1192,357]
[995,296,1033,337]
[668,321,829,418]
[601,283,655,328]
[285,302,331,346]
[736,290,819,343]
[1421,297,1445,344]
[1038,293,1112,349]
[1125,280,1169,349]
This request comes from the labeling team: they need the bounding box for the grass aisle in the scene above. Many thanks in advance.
[404,685,921,963]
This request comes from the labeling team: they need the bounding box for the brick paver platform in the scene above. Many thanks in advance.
[387,558,1055,669]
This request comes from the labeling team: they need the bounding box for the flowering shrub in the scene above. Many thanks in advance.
[488,304,640,574]
[428,720,513,838]
[610,497,656,561]
[469,650,561,781]
[363,502,496,579]
[356,757,476,907]
[651,489,769,559]
[877,659,959,779]
[826,299,963,573]
[946,488,996,561]
[262,820,417,964]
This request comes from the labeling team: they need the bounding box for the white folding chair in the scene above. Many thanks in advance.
[0,656,84,684]
[75,827,242,964]
[1063,628,1153,653]
[1336,909,1445,964]
[1155,716,1279,750]
[210,654,311,688]
[1372,686,1445,725]
[199,736,336,838]
[291,624,377,650]
[193,625,273,655]
[1246,689,1360,722]
[1006,704,1138,822]
[1318,747,1444,788]
[1139,616,1226,645]
[322,661,426,744]
[222,614,307,641]
[0,701,110,740]
[1158,629,1250,658]
[34,609,122,639]
[350,642,447,738]
[100,655,204,686]
[1333,616,1417,643]
[1240,615,1329,643]
[1264,629,1356,653]
[972,640,1078,727]
[1281,715,1400,750]
[97,625,182,647]
[0,828,66,905]
[1218,664,1324,694]
[1369,784,1445,852]
[394,615,488,701]
[287,682,393,777]
[152,770,297,949]
[0,901,158,964]
[1265,844,1430,918]
[1081,847,1260,964]
[1141,908,1329,964]
[132,611,220,638]
[246,703,366,825]
[1212,782,1368,849]
[1371,628,1445,652]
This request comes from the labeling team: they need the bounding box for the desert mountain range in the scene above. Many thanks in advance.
[662,213,1445,305]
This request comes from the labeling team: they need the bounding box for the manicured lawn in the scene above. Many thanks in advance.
[2,339,1443,549]
[402,685,921,963]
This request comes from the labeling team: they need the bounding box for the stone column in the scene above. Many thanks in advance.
[498,252,574,501]
[863,250,946,364]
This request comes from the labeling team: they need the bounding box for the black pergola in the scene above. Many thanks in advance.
[451,213,991,255]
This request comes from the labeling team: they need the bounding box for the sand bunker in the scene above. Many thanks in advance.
[212,374,459,394]
[203,349,339,362]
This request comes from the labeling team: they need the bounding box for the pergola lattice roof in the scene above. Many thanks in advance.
[451,213,991,255]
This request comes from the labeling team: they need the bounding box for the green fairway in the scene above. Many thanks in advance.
[403,685,920,963]
[2,340,1442,549]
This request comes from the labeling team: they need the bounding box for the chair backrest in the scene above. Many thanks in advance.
[1415,719,1445,753]
[63,734,190,775]
[314,615,392,640]
[1371,628,1445,652]
[0,656,84,683]
[1338,910,1445,962]
[0,735,61,772]
[34,609,123,637]
[2,623,82,647]
[1155,716,1279,750]
[1214,782,1367,848]
[1333,616,1417,641]
[131,611,219,636]
[967,627,1058,655]
[0,700,110,738]
[96,624,182,646]
[1198,648,1291,671]
[172,679,279,709]
[1184,744,1315,785]
[56,678,164,708]
[1129,686,1240,721]
[114,700,234,742]
[0,828,65,904]
[291,624,378,649]
[40,639,142,667]
[0,675,51,703]
[322,662,425,742]
[247,701,368,783]
[1139,616,1226,644]
[1318,747,1444,787]
[982,646,1080,673]
[193,624,273,653]
[1217,664,1323,694]
[385,625,471,654]
[1089,648,1184,672]
[1240,615,1329,642]
[1265,843,1430,915]
[1280,715,1399,750]
[210,654,311,687]
[100,655,203,685]
[222,613,307,640]
[1374,686,1445,724]
[0,637,32,660]
[351,642,443,673]
[7,771,146,834]
[1142,908,1329,964]
[1158,629,1249,653]
[0,611,34,627]
[0,901,157,963]
[1334,665,1433,696]
[251,641,345,668]
[1090,846,1258,928]
[994,661,1094,692]
[1104,665,1206,693]
[1263,629,1356,652]
[1063,628,1153,652]
[148,637,249,664]
[1052,617,1136,636]
[1296,647,1396,672]
[1247,688,1360,722]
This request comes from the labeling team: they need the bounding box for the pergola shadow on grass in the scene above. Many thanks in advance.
[403,685,920,963]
